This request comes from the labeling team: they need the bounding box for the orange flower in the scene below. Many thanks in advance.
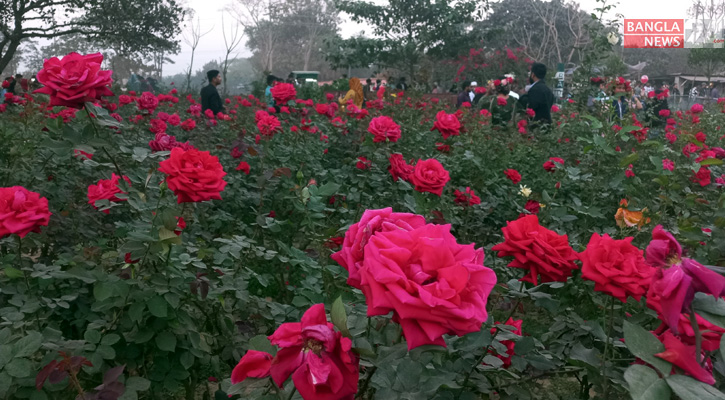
[614,199,650,228]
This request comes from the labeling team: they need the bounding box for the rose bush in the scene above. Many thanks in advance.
[1,51,725,399]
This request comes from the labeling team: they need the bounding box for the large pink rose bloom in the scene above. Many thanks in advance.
[331,208,425,289]
[360,223,497,349]
[0,186,52,238]
[268,304,359,400]
[34,52,113,108]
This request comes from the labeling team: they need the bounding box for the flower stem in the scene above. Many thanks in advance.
[285,386,297,400]
[456,283,525,399]
[689,308,703,365]
[83,106,122,176]
[601,296,616,398]
[356,366,377,399]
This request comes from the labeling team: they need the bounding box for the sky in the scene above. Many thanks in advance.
[163,0,693,76]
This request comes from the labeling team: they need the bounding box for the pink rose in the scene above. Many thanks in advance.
[388,154,414,182]
[34,52,113,108]
[230,350,272,384]
[368,116,402,143]
[0,186,52,238]
[430,111,461,139]
[331,208,426,288]
[358,222,497,349]
[267,304,359,400]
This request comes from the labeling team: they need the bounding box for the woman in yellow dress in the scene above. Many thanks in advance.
[338,77,365,110]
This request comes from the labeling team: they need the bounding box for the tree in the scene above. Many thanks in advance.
[228,0,284,74]
[688,0,725,45]
[221,15,245,96]
[182,14,213,92]
[331,0,482,81]
[477,0,597,68]
[688,48,725,81]
[0,0,186,74]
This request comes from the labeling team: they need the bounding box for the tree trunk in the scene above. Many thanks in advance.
[0,38,22,76]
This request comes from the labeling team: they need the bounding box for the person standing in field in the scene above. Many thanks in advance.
[201,70,224,115]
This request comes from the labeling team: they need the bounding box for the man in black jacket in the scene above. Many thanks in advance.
[201,70,224,115]
[520,63,554,127]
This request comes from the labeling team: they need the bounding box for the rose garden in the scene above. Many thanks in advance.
[1,47,725,400]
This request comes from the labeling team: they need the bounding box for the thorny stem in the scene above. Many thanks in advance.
[285,386,297,400]
[83,106,122,176]
[456,283,525,399]
[356,366,377,400]
[601,296,616,398]
[69,368,85,396]
[689,308,703,365]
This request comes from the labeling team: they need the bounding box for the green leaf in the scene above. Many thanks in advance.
[0,345,12,369]
[692,293,725,329]
[3,267,23,279]
[97,345,116,359]
[180,352,194,370]
[5,357,33,378]
[619,152,640,167]
[622,321,671,375]
[513,336,535,355]
[569,342,601,368]
[84,329,102,345]
[101,334,121,346]
[155,331,177,352]
[316,182,341,197]
[666,375,725,400]
[625,365,671,400]
[128,303,145,323]
[721,335,725,362]
[396,359,423,390]
[0,372,11,397]
[93,282,114,301]
[147,296,168,318]
[126,376,151,391]
[700,158,724,166]
[330,297,351,338]
[13,331,42,357]
[248,335,276,356]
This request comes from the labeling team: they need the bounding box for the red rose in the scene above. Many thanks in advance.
[504,169,521,184]
[231,350,272,384]
[353,221,497,349]
[655,331,715,384]
[356,156,371,170]
[454,187,481,206]
[487,317,522,368]
[368,116,401,143]
[580,233,655,302]
[497,97,508,106]
[236,161,251,175]
[149,119,167,134]
[136,91,159,112]
[543,157,564,172]
[180,119,196,131]
[692,167,711,186]
[1,80,9,88]
[436,142,451,152]
[267,304,359,400]
[524,199,540,214]
[119,95,133,106]
[0,186,52,238]
[690,103,704,114]
[430,111,461,139]
[87,173,131,213]
[34,52,113,108]
[167,114,181,126]
[492,215,579,285]
[410,158,450,196]
[255,110,281,136]
[388,153,414,182]
[525,108,535,117]
[270,83,296,104]
[149,133,193,152]
[158,148,228,203]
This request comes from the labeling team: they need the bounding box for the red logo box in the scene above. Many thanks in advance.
[624,19,685,48]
